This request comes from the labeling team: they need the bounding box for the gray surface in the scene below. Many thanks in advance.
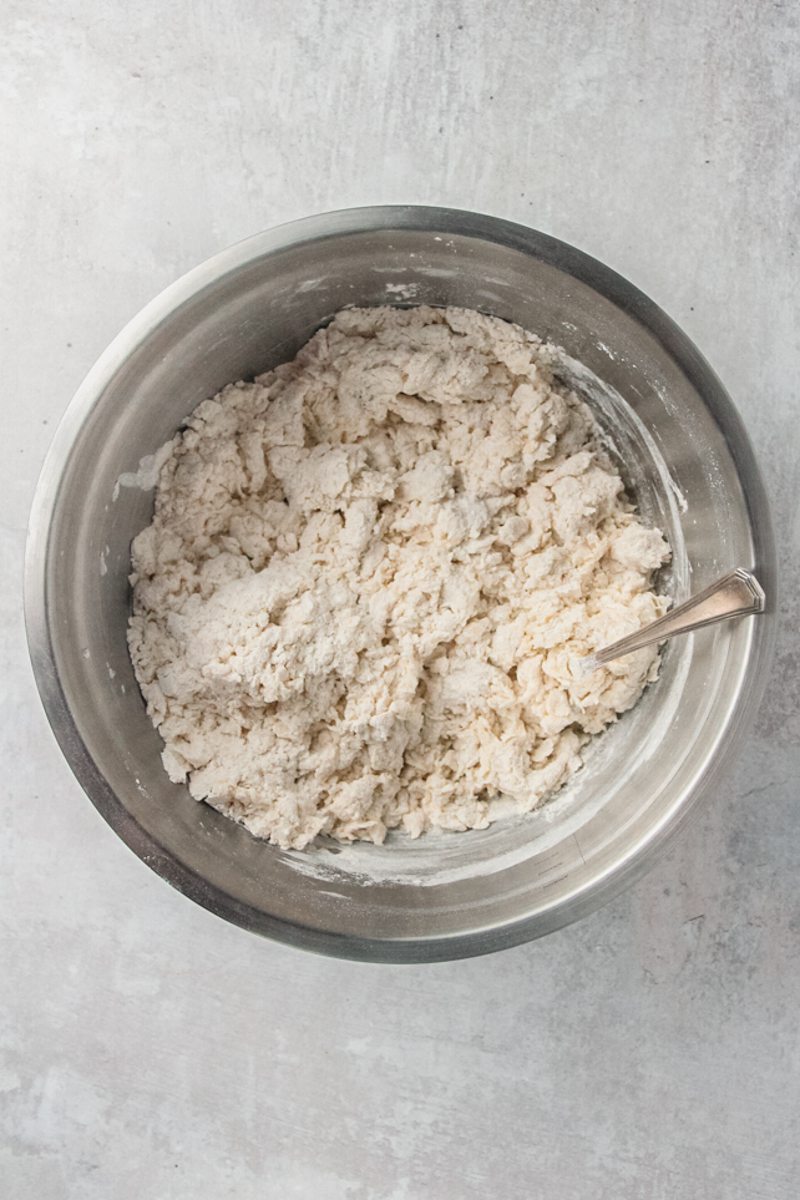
[1,0,798,1195]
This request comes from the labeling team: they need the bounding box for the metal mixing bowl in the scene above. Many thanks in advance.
[25,206,775,962]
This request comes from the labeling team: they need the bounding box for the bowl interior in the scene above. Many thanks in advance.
[30,211,767,960]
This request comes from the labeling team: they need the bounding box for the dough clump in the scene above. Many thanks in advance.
[128,306,669,849]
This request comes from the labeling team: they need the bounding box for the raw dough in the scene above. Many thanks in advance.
[128,306,669,849]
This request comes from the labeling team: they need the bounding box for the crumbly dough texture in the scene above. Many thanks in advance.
[128,306,669,849]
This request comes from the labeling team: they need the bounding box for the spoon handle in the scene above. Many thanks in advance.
[587,568,765,669]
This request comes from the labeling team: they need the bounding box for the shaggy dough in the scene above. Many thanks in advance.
[128,306,669,849]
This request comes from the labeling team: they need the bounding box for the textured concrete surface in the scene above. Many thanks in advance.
[2,2,799,1197]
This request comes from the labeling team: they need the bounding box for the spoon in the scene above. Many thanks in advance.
[580,567,766,673]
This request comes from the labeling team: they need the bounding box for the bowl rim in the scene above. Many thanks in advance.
[24,205,777,962]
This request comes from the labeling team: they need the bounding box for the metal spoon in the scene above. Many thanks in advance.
[581,567,765,673]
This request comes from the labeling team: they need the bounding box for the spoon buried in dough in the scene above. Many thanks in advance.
[580,567,766,673]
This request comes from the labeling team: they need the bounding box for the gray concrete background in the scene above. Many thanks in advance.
[2,2,799,1196]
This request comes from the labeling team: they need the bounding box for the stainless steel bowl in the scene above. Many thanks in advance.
[25,206,775,962]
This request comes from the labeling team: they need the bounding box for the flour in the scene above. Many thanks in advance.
[128,306,669,850]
